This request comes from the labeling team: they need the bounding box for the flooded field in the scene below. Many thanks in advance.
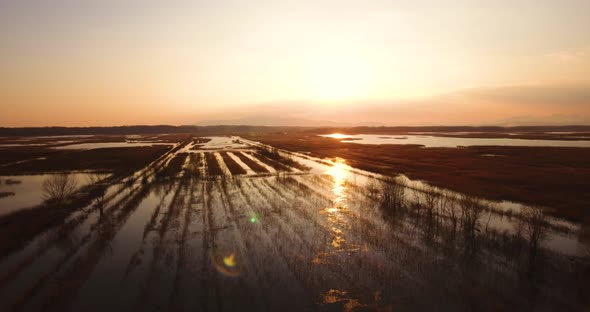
[320,133,590,148]
[0,134,176,150]
[0,136,588,311]
[0,173,108,216]
[53,142,172,150]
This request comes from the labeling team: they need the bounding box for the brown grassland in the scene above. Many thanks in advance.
[245,132,590,222]
[0,146,171,175]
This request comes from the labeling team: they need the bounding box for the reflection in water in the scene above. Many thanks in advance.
[326,159,348,207]
[1,138,589,311]
[315,159,368,264]
[321,289,364,312]
[324,159,349,250]
[320,133,590,148]
[42,173,79,204]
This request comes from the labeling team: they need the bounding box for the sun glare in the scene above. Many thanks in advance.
[304,53,371,101]
[323,133,351,139]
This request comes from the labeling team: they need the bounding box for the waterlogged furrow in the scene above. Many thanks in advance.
[241,152,276,173]
[10,182,154,311]
[133,181,190,311]
[214,180,270,310]
[0,144,182,284]
[214,153,232,176]
[1,137,588,311]
[227,178,315,310]
[166,181,206,311]
[0,143,187,311]
[232,178,330,306]
[253,153,291,172]
[234,151,270,174]
[69,189,175,311]
[205,153,223,177]
[220,152,247,175]
[227,152,255,175]
[0,179,150,311]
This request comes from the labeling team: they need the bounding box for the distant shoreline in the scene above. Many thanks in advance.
[2,125,590,137]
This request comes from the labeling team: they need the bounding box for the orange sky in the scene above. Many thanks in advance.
[1,1,589,126]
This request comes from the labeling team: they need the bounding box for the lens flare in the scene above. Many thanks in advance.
[223,253,236,267]
[212,251,241,277]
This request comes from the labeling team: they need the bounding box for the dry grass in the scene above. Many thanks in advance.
[233,152,270,173]
[220,152,247,175]
[254,151,291,172]
[245,132,590,222]
[155,153,187,181]
[205,153,224,176]
[0,146,171,175]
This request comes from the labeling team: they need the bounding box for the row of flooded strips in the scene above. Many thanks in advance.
[0,137,589,311]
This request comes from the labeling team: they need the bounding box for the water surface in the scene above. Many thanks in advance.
[320,133,590,148]
[0,173,106,216]
[0,136,588,311]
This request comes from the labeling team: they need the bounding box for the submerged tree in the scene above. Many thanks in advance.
[42,173,79,204]
[86,173,108,218]
[380,177,406,212]
[520,206,547,260]
[459,194,482,235]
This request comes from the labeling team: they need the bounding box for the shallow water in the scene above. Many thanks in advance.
[198,136,250,150]
[0,137,588,311]
[54,142,172,150]
[320,133,590,148]
[0,173,107,216]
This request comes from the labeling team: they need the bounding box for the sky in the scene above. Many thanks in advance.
[1,0,589,126]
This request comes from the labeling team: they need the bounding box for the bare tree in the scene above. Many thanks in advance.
[85,173,109,217]
[440,191,460,237]
[423,185,440,220]
[521,206,547,259]
[365,178,381,199]
[381,177,406,211]
[459,194,482,237]
[42,173,79,204]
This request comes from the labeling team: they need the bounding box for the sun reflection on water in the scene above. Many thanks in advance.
[322,133,353,140]
[317,158,354,254]
[326,159,349,208]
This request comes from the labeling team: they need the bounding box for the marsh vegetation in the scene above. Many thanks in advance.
[0,134,588,311]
